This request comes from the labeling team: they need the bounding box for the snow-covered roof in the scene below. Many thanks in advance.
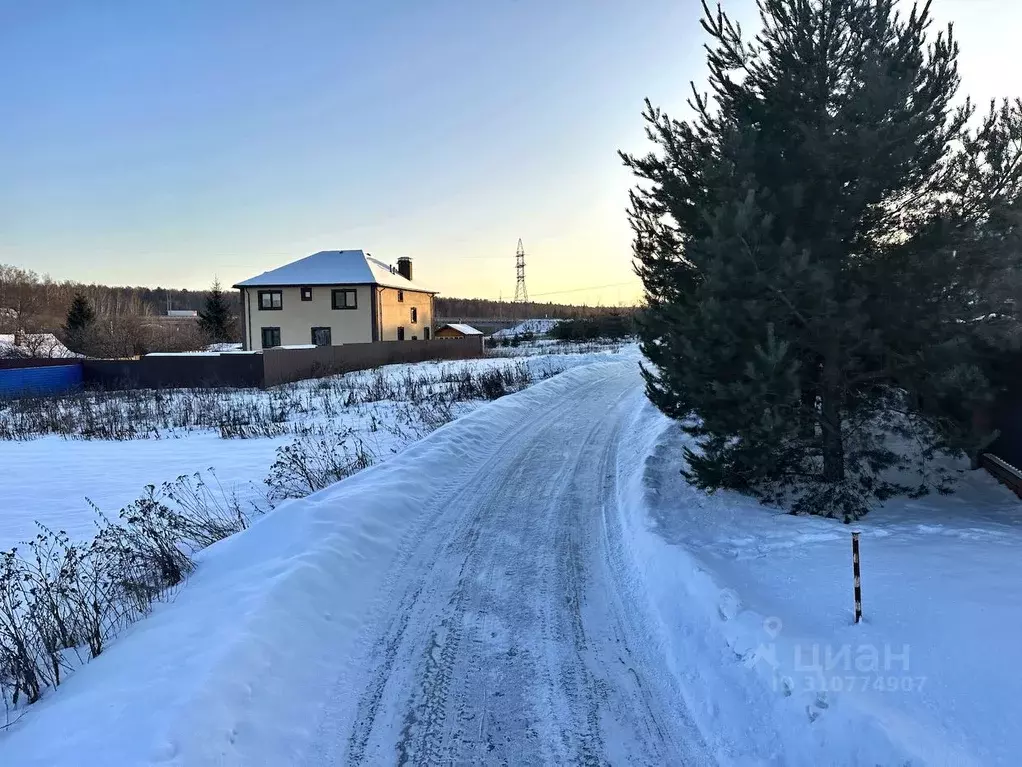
[441,323,483,336]
[0,334,79,359]
[232,250,437,293]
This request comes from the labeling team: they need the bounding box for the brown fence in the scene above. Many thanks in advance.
[82,354,264,390]
[261,338,484,387]
[58,336,484,391]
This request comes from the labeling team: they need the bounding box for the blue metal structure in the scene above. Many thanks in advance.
[0,364,83,397]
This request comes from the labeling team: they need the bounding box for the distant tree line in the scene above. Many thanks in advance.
[0,265,240,357]
[0,265,236,331]
[547,312,637,341]
[434,297,631,320]
[0,264,630,356]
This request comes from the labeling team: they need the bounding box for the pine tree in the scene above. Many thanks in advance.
[62,292,96,354]
[64,293,95,333]
[622,0,1022,520]
[197,279,234,344]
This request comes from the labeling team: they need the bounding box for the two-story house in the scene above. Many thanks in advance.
[233,250,437,351]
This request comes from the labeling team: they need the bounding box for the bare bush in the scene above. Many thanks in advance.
[0,472,261,722]
[164,470,253,548]
[0,360,551,441]
[484,339,626,358]
[92,489,195,594]
[265,428,376,500]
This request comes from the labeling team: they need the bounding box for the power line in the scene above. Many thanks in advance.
[527,281,637,298]
[513,238,529,304]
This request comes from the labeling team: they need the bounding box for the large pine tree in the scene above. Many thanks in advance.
[197,279,234,344]
[622,0,1022,520]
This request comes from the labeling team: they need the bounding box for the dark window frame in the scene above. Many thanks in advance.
[397,290,404,303]
[261,326,281,348]
[300,286,313,302]
[311,326,332,346]
[331,288,358,310]
[397,326,405,341]
[424,326,431,341]
[410,307,418,324]
[258,290,283,311]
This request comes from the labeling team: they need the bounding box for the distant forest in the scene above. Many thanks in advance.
[0,264,631,331]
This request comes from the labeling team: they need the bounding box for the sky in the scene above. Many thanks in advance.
[0,0,1018,306]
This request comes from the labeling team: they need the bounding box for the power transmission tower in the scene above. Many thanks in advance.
[513,238,529,304]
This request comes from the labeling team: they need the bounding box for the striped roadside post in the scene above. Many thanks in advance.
[852,532,862,624]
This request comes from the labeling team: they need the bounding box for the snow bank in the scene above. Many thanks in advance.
[490,318,562,338]
[205,343,244,353]
[0,361,631,766]
[617,398,1022,766]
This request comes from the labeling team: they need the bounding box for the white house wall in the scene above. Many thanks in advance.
[244,285,373,350]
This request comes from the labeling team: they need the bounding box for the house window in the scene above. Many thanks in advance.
[301,287,313,302]
[311,327,331,346]
[424,327,431,340]
[332,289,358,310]
[261,327,281,348]
[258,290,282,310]
[397,326,405,341]
[397,290,404,303]
[410,307,418,324]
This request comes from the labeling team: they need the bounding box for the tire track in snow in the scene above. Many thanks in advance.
[310,363,712,765]
[344,376,612,764]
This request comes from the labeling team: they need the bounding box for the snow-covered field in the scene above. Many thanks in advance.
[0,349,622,552]
[2,345,1020,765]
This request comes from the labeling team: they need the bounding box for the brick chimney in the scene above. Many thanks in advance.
[397,256,413,282]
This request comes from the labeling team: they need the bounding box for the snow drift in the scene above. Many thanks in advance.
[0,361,631,765]
[618,397,1022,766]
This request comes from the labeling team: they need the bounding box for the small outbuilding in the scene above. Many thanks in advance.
[435,323,484,339]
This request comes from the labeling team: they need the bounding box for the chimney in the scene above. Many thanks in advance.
[397,256,413,282]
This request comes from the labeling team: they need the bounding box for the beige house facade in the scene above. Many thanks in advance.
[233,250,437,351]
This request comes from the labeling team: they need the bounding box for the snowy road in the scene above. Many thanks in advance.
[6,353,1017,765]
[0,357,716,766]
[307,361,710,765]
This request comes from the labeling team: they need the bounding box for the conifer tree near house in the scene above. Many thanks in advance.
[622,0,1022,520]
[62,292,96,354]
[197,279,233,344]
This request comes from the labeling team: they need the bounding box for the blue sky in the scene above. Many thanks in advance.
[0,0,1015,304]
